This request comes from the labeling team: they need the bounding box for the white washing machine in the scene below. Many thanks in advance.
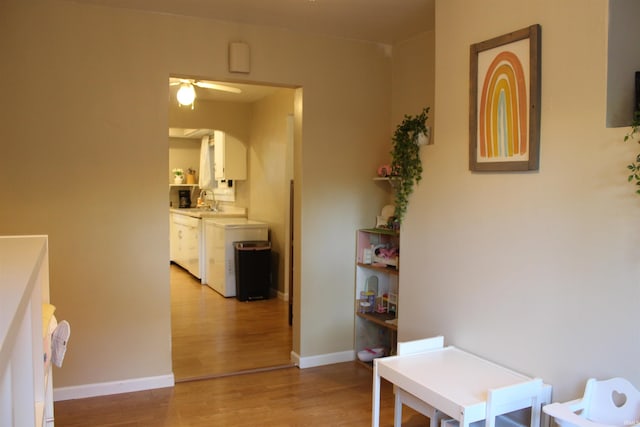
[204,218,268,297]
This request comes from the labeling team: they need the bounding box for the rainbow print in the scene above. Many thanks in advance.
[478,50,528,161]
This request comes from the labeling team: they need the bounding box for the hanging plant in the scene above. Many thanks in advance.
[390,107,430,224]
[624,110,640,195]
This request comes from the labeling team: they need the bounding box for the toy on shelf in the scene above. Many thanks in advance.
[357,347,385,362]
[383,292,398,315]
[376,204,396,229]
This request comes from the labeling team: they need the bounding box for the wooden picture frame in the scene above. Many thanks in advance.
[469,24,541,171]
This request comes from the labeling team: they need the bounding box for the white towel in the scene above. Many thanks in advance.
[199,135,213,189]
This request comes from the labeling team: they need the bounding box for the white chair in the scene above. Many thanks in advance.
[487,378,545,427]
[441,378,545,427]
[543,378,640,427]
[393,336,449,427]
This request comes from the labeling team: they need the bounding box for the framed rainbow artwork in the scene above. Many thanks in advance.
[469,24,541,171]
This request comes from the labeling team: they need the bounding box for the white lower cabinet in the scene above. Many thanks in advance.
[170,213,201,278]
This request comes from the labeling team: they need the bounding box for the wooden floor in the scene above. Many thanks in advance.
[53,265,427,425]
[53,362,427,426]
[170,264,293,380]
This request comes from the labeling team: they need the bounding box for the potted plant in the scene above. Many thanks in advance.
[624,110,640,194]
[172,168,184,184]
[390,107,430,225]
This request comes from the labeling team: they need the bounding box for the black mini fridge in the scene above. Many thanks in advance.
[234,241,271,301]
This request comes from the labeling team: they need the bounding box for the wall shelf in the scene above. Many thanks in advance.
[356,311,398,330]
[357,262,399,275]
[373,176,400,191]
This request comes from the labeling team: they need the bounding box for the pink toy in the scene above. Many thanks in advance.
[376,246,398,258]
[377,164,392,177]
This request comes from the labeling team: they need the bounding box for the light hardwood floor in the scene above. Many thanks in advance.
[54,362,427,426]
[53,265,427,425]
[170,264,293,380]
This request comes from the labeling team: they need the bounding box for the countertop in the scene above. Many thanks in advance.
[170,206,247,219]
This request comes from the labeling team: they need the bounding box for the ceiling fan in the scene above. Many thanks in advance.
[169,78,242,107]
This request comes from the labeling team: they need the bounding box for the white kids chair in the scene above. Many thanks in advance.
[441,378,545,427]
[543,378,640,427]
[394,336,449,427]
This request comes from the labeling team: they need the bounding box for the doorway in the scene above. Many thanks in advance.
[168,77,297,381]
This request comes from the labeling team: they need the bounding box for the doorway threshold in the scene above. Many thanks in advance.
[175,362,297,383]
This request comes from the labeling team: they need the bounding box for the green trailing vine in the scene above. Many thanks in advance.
[390,107,430,224]
[624,110,640,195]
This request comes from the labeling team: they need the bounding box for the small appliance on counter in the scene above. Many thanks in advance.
[178,190,191,208]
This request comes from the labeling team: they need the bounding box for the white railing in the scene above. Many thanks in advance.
[0,236,52,426]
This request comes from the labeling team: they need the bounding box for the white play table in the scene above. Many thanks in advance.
[372,345,545,427]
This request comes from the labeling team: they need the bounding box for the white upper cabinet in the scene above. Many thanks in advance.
[213,130,247,181]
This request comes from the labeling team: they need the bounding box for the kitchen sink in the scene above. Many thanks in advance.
[182,207,217,213]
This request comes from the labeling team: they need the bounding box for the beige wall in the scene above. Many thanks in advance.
[168,138,200,181]
[0,0,391,390]
[170,99,253,143]
[248,89,295,295]
[392,31,436,137]
[395,0,640,402]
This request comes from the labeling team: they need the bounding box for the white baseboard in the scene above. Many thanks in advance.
[53,373,175,401]
[277,290,289,301]
[290,350,355,369]
[272,289,289,301]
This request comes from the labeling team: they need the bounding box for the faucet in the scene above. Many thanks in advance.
[197,189,218,211]
[197,189,210,209]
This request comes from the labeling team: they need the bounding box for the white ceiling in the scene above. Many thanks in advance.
[66,0,435,45]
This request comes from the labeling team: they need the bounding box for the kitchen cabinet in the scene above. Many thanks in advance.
[213,130,246,181]
[170,213,178,261]
[354,228,399,367]
[170,213,201,279]
[170,208,248,284]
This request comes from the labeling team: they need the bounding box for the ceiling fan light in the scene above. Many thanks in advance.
[176,83,196,106]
